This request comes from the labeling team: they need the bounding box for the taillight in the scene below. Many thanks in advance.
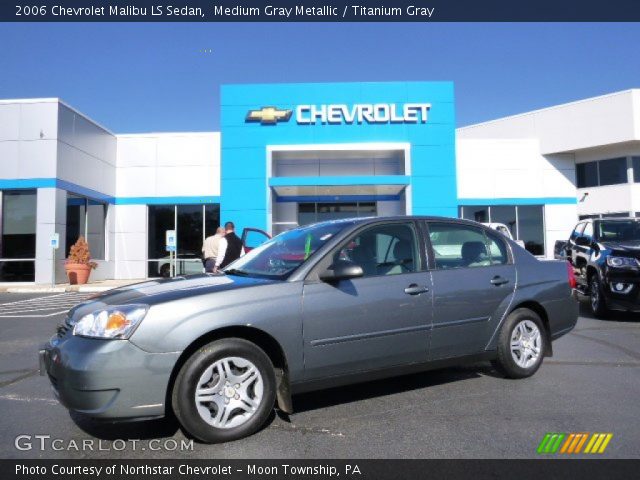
[566,261,577,289]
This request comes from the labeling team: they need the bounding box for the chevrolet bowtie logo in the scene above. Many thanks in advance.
[246,106,292,125]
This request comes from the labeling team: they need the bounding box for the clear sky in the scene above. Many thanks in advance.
[1,22,638,132]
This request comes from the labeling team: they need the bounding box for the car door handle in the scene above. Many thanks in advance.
[404,284,429,295]
[490,276,509,286]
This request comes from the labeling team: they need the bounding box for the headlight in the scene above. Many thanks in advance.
[73,305,148,339]
[606,256,639,268]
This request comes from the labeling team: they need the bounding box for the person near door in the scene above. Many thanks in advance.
[202,227,226,273]
[219,221,243,270]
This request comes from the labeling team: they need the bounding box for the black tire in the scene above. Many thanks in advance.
[491,308,546,379]
[160,264,170,278]
[589,274,608,319]
[172,338,276,443]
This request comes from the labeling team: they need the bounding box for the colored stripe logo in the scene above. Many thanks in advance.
[537,433,613,454]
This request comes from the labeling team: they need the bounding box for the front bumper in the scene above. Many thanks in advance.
[604,267,640,312]
[40,334,180,419]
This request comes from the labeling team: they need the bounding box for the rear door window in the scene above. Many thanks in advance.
[428,223,508,269]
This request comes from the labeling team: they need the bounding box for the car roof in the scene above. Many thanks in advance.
[304,215,487,229]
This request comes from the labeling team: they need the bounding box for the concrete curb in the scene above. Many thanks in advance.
[5,287,67,293]
[76,286,115,293]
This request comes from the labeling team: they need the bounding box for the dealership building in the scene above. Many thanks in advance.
[1,82,639,283]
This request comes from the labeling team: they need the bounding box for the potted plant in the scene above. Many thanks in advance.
[65,236,98,285]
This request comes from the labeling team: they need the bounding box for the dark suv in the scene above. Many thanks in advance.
[565,217,640,317]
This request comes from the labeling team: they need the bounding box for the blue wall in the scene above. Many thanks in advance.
[220,81,456,232]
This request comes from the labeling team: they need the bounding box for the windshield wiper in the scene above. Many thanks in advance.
[224,268,250,277]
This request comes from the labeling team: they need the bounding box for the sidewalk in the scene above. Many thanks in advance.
[0,278,147,293]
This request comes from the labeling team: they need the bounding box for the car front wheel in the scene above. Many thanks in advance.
[589,274,608,319]
[172,338,276,443]
[492,308,546,379]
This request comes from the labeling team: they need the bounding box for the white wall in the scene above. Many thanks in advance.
[113,204,147,279]
[116,132,220,198]
[112,132,221,279]
[57,103,117,196]
[35,188,67,284]
[457,138,578,258]
[458,90,639,155]
[0,100,59,180]
[456,139,576,200]
[544,204,579,259]
[574,144,640,217]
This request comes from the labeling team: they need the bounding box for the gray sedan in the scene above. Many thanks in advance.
[40,217,578,443]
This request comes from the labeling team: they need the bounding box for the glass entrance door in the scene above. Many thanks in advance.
[297,202,376,226]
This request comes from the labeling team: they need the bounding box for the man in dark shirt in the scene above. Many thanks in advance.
[219,221,243,269]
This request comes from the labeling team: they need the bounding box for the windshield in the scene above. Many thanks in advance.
[597,220,640,242]
[224,222,350,279]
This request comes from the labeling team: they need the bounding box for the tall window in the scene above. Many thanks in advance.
[0,190,37,281]
[576,158,628,188]
[459,204,545,256]
[66,194,106,259]
[633,157,640,183]
[148,204,220,277]
[599,158,628,186]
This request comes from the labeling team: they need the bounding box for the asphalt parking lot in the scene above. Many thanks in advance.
[0,292,638,459]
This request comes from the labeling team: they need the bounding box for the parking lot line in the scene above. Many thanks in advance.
[0,293,94,318]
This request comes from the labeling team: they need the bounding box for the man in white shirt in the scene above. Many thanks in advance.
[202,227,226,273]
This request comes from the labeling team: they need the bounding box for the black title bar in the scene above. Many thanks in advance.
[3,459,640,480]
[3,0,640,22]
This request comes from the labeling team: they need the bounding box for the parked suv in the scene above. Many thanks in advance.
[564,217,640,317]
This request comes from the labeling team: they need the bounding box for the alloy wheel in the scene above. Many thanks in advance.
[510,320,542,369]
[194,356,264,429]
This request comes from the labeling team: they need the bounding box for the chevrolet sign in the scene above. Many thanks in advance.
[246,103,431,126]
[297,103,431,125]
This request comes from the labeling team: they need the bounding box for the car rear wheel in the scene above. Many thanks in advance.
[491,308,546,379]
[172,338,276,443]
[589,274,608,319]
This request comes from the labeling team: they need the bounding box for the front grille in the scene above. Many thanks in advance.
[56,323,70,337]
[55,314,73,337]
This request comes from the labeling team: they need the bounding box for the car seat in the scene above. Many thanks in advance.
[350,243,377,276]
[379,239,414,275]
[461,241,490,267]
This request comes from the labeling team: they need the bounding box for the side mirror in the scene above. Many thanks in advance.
[319,261,364,282]
[575,236,590,247]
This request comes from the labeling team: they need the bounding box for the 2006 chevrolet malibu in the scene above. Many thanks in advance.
[41,217,578,442]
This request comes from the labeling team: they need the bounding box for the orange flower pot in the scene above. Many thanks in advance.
[65,263,92,285]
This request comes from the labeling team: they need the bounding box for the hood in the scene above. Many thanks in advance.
[68,274,279,318]
[600,240,640,258]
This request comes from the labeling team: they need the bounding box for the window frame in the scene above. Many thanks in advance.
[307,220,427,282]
[147,203,221,278]
[597,157,628,187]
[423,220,513,271]
[458,204,545,256]
[65,193,107,260]
[570,222,586,242]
